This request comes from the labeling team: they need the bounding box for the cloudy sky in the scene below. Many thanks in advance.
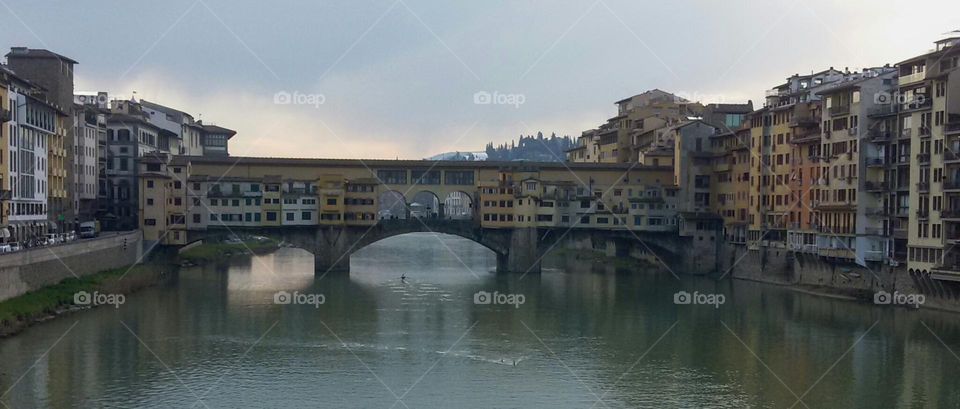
[1,0,957,159]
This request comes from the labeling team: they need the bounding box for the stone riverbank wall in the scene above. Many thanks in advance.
[0,231,143,302]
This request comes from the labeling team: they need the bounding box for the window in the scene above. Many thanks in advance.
[411,170,441,185]
[302,212,312,220]
[144,219,156,226]
[286,212,295,221]
[266,212,277,221]
[377,170,407,184]
[327,198,337,206]
[444,171,474,185]
[146,180,154,188]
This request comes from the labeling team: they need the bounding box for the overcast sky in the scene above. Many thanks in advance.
[1,0,957,159]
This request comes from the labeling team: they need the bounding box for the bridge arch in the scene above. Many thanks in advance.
[378,190,408,220]
[442,190,474,220]
[410,191,441,219]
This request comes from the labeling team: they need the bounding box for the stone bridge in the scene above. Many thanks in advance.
[186,220,697,275]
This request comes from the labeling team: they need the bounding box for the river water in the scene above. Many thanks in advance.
[2,233,960,408]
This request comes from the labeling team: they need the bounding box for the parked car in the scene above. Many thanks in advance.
[80,221,98,239]
[9,242,21,252]
[0,244,11,253]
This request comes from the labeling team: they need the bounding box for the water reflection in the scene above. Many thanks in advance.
[1,233,960,408]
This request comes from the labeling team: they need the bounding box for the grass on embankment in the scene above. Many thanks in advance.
[178,239,280,264]
[0,265,162,336]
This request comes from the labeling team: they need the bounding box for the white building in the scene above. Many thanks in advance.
[140,100,204,156]
[7,85,54,243]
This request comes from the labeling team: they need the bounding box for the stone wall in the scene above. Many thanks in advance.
[0,231,143,302]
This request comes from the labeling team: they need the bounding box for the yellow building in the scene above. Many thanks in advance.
[899,35,960,279]
[710,126,751,243]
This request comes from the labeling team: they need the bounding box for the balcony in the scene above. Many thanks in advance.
[946,122,960,135]
[902,97,932,112]
[868,130,893,142]
[865,207,889,216]
[864,182,889,192]
[790,116,818,128]
[945,151,960,164]
[829,105,850,116]
[900,128,912,139]
[917,182,931,192]
[917,209,930,219]
[941,209,960,220]
[944,180,960,191]
[868,104,899,117]
[899,70,926,86]
[0,108,10,123]
[916,153,931,164]
[865,157,886,168]
[863,227,884,236]
[919,126,932,137]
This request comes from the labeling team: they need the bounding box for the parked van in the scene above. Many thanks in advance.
[80,221,98,239]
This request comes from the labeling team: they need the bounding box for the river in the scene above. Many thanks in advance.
[1,233,960,408]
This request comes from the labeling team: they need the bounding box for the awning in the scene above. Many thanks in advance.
[0,228,9,239]
[48,222,58,231]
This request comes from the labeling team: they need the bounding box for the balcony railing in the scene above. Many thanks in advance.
[945,151,960,163]
[790,116,818,128]
[868,104,899,117]
[865,207,889,216]
[864,182,888,192]
[917,182,931,192]
[865,157,886,167]
[899,70,926,85]
[829,105,850,116]
[868,130,893,142]
[0,108,10,123]
[941,209,960,219]
[919,126,932,137]
[902,98,933,112]
[900,128,912,139]
[946,122,960,134]
[944,180,960,191]
[916,153,931,164]
[863,227,884,236]
[917,209,930,219]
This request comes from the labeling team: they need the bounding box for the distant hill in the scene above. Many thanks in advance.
[484,132,575,162]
